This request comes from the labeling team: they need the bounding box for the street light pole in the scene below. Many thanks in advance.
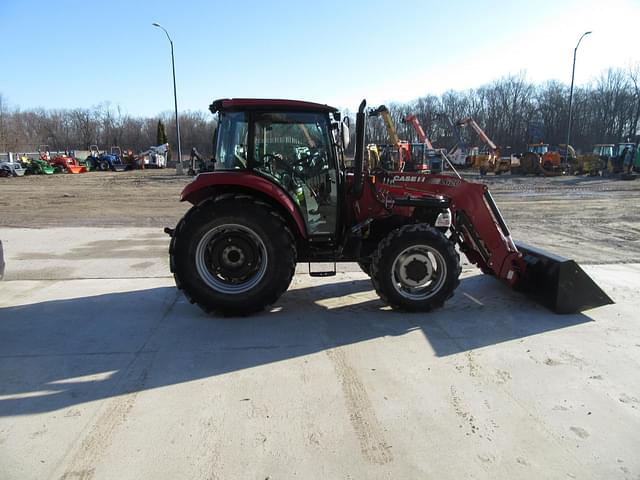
[566,31,591,163]
[153,23,182,169]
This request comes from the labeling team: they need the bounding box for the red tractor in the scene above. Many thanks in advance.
[167,99,611,316]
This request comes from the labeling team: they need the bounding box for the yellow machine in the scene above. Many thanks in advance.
[366,144,381,169]
[457,118,509,175]
[576,144,612,176]
[369,105,411,171]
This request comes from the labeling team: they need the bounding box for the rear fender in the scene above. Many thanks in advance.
[180,172,308,239]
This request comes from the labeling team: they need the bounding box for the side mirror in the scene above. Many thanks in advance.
[341,121,350,150]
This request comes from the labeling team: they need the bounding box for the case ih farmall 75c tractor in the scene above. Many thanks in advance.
[166,98,612,316]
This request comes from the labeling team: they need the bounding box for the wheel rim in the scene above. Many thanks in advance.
[391,244,447,301]
[195,224,268,295]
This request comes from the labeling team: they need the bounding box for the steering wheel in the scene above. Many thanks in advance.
[260,153,281,175]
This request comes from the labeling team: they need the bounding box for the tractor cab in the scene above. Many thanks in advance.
[610,142,637,173]
[593,144,614,158]
[208,99,345,239]
[527,143,549,155]
[409,144,444,173]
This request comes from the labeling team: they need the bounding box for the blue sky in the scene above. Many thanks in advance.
[1,0,638,116]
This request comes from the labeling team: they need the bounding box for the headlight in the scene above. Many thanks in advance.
[435,209,452,228]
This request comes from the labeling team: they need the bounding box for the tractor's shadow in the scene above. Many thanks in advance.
[0,274,592,416]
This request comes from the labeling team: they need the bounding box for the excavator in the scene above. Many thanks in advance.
[456,118,510,175]
[403,114,444,173]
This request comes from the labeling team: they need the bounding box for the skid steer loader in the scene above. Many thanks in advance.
[166,98,612,316]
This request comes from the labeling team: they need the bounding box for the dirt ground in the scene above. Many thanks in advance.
[1,169,639,264]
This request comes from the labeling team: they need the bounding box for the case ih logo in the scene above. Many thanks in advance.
[388,175,462,187]
[392,175,428,183]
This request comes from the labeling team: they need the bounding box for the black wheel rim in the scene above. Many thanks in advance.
[195,224,268,294]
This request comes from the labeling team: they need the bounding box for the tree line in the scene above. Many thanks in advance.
[361,66,639,154]
[1,65,638,158]
[0,98,215,159]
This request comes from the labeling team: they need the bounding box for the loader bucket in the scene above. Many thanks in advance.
[514,242,613,314]
[67,165,86,174]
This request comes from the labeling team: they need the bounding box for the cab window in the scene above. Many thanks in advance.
[252,111,338,236]
[214,112,248,170]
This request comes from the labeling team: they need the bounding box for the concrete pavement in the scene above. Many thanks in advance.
[1,227,639,479]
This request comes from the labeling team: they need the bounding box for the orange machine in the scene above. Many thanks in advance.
[519,143,565,175]
[456,118,509,175]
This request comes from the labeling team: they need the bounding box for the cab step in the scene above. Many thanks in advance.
[308,262,336,277]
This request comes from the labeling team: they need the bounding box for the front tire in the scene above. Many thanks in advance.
[370,224,461,311]
[170,197,297,315]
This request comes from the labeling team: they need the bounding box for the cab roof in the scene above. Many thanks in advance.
[209,98,338,114]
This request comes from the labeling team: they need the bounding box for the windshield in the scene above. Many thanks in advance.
[410,144,425,163]
[214,112,249,170]
[593,145,613,156]
[528,144,548,154]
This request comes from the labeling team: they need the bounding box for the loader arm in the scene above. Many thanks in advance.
[457,117,498,152]
[404,114,434,149]
[376,174,613,313]
[369,105,401,146]
[381,175,521,280]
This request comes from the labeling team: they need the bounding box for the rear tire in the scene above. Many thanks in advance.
[170,197,297,316]
[370,224,461,311]
[99,160,109,171]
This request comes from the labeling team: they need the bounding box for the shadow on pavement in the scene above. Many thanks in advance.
[0,275,592,416]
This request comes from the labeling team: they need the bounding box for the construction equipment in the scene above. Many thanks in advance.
[608,142,637,175]
[187,147,214,175]
[575,144,613,176]
[520,143,563,176]
[369,105,412,171]
[165,98,612,316]
[403,114,443,173]
[456,117,509,175]
[85,145,128,171]
[403,114,434,149]
[366,144,381,169]
[136,143,169,169]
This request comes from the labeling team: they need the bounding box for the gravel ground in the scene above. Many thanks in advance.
[1,169,639,264]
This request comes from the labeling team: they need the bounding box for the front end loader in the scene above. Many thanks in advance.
[167,98,612,316]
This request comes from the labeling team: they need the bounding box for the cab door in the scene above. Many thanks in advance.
[251,111,338,238]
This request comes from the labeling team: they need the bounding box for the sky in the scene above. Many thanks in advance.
[1,0,638,117]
